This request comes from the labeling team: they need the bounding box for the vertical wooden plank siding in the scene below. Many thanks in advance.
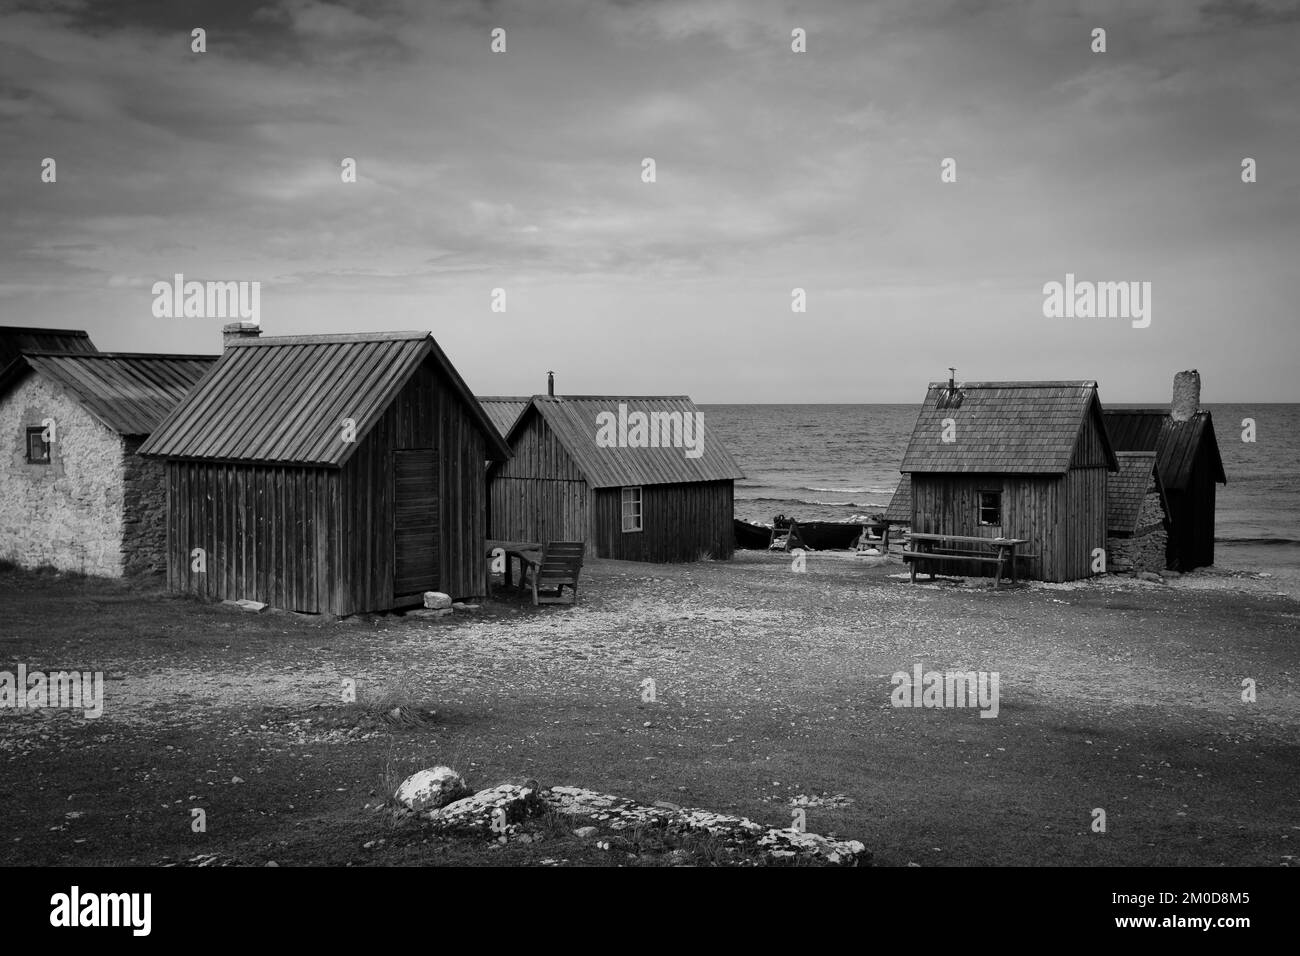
[909,468,1108,583]
[591,481,735,562]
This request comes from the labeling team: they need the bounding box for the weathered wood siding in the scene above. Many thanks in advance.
[339,361,487,607]
[909,469,1106,582]
[488,408,589,544]
[592,480,735,563]
[165,358,489,615]
[490,477,590,545]
[165,461,340,613]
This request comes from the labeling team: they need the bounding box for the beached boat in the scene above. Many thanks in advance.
[787,520,864,551]
[733,518,773,550]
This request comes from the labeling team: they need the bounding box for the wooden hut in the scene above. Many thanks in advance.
[0,351,214,576]
[139,332,510,614]
[1105,451,1169,574]
[897,380,1119,582]
[488,395,744,562]
[1103,372,1225,571]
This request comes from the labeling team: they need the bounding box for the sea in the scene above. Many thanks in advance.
[704,403,1300,586]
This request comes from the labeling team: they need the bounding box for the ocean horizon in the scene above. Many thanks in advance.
[704,403,1300,585]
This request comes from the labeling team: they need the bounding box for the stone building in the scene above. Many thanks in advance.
[1105,451,1170,574]
[0,351,214,576]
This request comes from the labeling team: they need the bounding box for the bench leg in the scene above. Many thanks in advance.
[994,551,1005,590]
[910,561,916,584]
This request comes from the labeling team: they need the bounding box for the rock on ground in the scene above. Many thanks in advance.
[424,783,545,836]
[422,591,453,610]
[394,767,471,812]
[543,785,868,865]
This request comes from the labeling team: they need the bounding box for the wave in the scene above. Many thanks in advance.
[736,495,886,508]
[802,486,897,495]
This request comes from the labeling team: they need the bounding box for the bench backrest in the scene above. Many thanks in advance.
[537,541,585,582]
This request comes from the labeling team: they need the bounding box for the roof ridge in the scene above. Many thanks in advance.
[22,351,217,360]
[926,380,1098,388]
[227,331,432,346]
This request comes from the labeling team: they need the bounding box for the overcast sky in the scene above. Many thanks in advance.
[2,0,1297,402]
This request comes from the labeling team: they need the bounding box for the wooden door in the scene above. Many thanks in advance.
[394,450,439,596]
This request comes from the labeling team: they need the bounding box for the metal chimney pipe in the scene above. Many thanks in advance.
[547,370,554,397]
[948,367,956,390]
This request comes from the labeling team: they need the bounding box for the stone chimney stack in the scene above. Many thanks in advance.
[1170,369,1200,422]
[223,322,261,349]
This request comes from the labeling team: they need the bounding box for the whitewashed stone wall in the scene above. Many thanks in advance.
[0,375,126,576]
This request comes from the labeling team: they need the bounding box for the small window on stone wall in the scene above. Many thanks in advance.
[25,427,50,464]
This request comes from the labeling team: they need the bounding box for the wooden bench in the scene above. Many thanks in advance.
[902,533,1028,589]
[520,541,585,606]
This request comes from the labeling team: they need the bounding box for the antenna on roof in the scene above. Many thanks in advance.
[938,367,963,410]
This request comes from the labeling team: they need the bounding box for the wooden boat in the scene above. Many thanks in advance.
[787,520,864,551]
[733,518,773,550]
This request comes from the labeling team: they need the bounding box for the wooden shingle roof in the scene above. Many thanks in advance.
[0,352,215,435]
[477,396,529,438]
[1107,451,1167,535]
[501,396,745,488]
[884,474,911,522]
[0,326,97,369]
[139,332,509,465]
[1103,409,1226,490]
[899,381,1118,474]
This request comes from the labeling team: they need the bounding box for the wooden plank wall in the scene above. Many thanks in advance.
[166,357,491,615]
[909,470,1107,582]
[341,361,489,607]
[592,480,735,563]
[489,476,589,545]
[491,412,584,480]
[165,460,339,614]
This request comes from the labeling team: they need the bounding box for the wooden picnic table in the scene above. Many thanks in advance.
[902,533,1029,589]
[486,539,542,589]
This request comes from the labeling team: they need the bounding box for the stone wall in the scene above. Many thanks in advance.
[1107,486,1169,574]
[121,436,168,576]
[0,375,126,576]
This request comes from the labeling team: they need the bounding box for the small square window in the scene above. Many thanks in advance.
[978,490,1001,526]
[621,486,643,533]
[25,427,50,464]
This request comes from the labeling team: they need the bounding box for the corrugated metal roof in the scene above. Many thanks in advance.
[1103,409,1226,490]
[0,326,97,369]
[884,474,911,522]
[477,396,529,438]
[899,381,1117,474]
[139,332,510,465]
[1107,451,1165,534]
[504,395,745,488]
[0,352,215,435]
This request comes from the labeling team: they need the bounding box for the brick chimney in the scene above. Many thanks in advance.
[223,322,261,349]
[1171,369,1200,422]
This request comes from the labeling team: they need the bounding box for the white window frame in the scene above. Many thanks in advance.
[621,486,643,533]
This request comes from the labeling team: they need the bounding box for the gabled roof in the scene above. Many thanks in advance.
[0,326,97,369]
[500,395,745,488]
[0,352,215,435]
[899,381,1119,474]
[477,396,529,438]
[139,332,510,465]
[1107,451,1168,535]
[884,474,911,522]
[1103,409,1226,490]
